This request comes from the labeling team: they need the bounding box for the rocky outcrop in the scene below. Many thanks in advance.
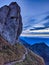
[0,2,22,44]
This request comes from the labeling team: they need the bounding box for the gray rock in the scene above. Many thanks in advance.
[0,5,10,33]
[0,2,22,44]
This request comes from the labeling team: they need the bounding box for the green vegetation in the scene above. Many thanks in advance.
[13,50,44,65]
[0,39,26,64]
[0,37,45,65]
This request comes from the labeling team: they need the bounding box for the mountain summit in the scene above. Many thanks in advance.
[0,2,22,45]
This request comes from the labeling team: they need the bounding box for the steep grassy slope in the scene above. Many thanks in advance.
[13,49,45,65]
[0,36,26,65]
[0,36,45,65]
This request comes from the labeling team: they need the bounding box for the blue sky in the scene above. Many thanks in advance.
[0,0,49,18]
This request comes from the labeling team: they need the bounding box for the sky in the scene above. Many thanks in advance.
[0,0,49,18]
[0,0,49,37]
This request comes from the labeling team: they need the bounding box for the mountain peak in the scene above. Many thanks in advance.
[9,2,19,7]
[0,2,22,45]
[32,42,48,47]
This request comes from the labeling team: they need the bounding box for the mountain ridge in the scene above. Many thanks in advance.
[20,39,49,65]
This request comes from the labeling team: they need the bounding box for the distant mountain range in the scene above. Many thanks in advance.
[20,39,49,65]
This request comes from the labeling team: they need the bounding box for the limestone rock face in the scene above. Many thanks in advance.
[0,2,22,44]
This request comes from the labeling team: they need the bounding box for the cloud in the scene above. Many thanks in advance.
[33,24,45,28]
[22,12,49,38]
[23,12,49,31]
[21,33,49,38]
[22,28,49,33]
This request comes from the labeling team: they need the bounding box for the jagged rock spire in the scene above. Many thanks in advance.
[0,2,22,44]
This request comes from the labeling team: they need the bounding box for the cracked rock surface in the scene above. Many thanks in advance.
[0,2,22,44]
